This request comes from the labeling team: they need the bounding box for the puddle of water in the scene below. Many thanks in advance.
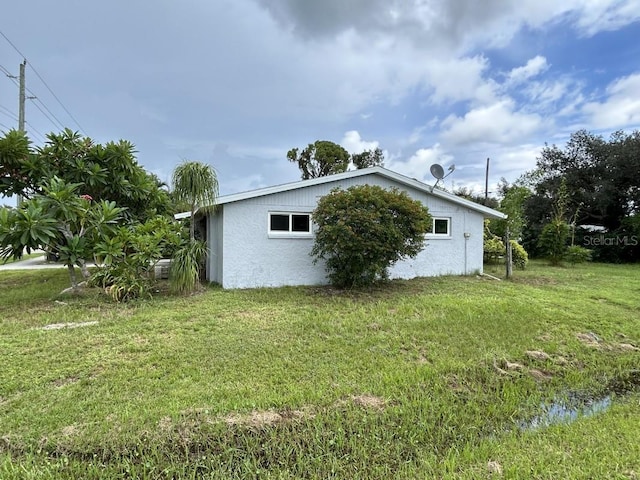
[521,394,612,431]
[517,370,639,431]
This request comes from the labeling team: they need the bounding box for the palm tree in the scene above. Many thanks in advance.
[170,161,218,294]
[171,161,219,241]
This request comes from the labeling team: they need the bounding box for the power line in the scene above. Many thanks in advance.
[26,63,87,135]
[29,98,65,131]
[0,120,11,131]
[0,29,87,135]
[25,121,46,142]
[0,104,18,121]
[28,95,65,131]
[2,62,69,133]
[0,63,15,77]
[0,30,26,58]
[0,63,19,87]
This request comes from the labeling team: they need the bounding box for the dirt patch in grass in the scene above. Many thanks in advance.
[227,408,312,429]
[510,275,560,286]
[226,410,285,428]
[52,376,79,388]
[39,321,98,330]
[576,332,639,352]
[529,369,553,381]
[171,407,313,431]
[350,394,387,411]
[487,460,503,475]
[525,350,552,361]
[576,332,602,348]
[60,425,81,437]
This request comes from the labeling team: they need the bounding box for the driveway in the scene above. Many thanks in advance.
[0,253,67,270]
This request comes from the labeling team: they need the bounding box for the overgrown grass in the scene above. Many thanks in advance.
[0,261,638,478]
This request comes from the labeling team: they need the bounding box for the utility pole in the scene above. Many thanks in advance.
[484,157,490,202]
[16,60,28,206]
[18,59,26,132]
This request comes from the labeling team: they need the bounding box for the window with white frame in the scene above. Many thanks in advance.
[430,217,450,236]
[268,212,312,236]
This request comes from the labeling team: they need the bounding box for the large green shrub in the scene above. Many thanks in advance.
[90,216,185,301]
[311,185,431,288]
[565,245,592,265]
[483,221,528,270]
[510,240,529,270]
[538,219,569,266]
[483,221,505,264]
[169,240,208,294]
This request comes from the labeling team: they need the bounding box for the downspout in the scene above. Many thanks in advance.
[463,209,469,274]
[464,231,470,274]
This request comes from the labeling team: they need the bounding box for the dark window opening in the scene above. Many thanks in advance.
[292,214,310,232]
[434,218,449,235]
[270,214,290,231]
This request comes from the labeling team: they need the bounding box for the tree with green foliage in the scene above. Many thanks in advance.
[171,160,218,294]
[0,177,124,290]
[0,128,172,222]
[90,216,186,301]
[311,185,431,288]
[483,220,529,270]
[538,219,570,266]
[287,140,351,179]
[537,180,570,265]
[351,147,385,169]
[490,179,531,241]
[454,187,500,209]
[523,129,640,261]
[171,160,219,241]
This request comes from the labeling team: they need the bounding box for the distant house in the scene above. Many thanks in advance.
[183,167,506,289]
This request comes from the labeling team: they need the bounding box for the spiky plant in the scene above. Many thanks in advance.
[171,161,219,241]
[169,240,208,294]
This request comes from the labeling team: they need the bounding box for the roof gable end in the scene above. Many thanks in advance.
[187,167,506,220]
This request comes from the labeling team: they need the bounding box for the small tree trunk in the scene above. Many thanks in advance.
[78,259,91,281]
[505,229,513,279]
[190,206,196,242]
[67,263,78,289]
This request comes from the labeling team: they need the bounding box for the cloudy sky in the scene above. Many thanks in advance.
[1,0,639,202]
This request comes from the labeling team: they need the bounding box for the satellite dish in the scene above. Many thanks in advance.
[430,164,445,180]
[429,163,456,191]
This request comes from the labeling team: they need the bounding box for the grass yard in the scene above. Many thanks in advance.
[0,261,638,479]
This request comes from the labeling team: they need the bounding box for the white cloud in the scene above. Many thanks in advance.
[583,73,640,129]
[507,56,549,85]
[573,0,640,36]
[255,0,640,52]
[426,56,497,105]
[388,144,453,182]
[340,130,379,154]
[441,100,544,145]
[490,144,542,179]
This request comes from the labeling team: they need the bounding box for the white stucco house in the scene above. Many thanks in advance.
[183,167,506,289]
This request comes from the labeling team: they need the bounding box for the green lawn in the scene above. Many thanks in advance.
[0,261,638,479]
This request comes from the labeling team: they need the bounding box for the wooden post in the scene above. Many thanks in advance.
[505,228,513,279]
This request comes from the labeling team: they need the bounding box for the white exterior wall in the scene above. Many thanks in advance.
[211,175,487,289]
[207,209,224,284]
